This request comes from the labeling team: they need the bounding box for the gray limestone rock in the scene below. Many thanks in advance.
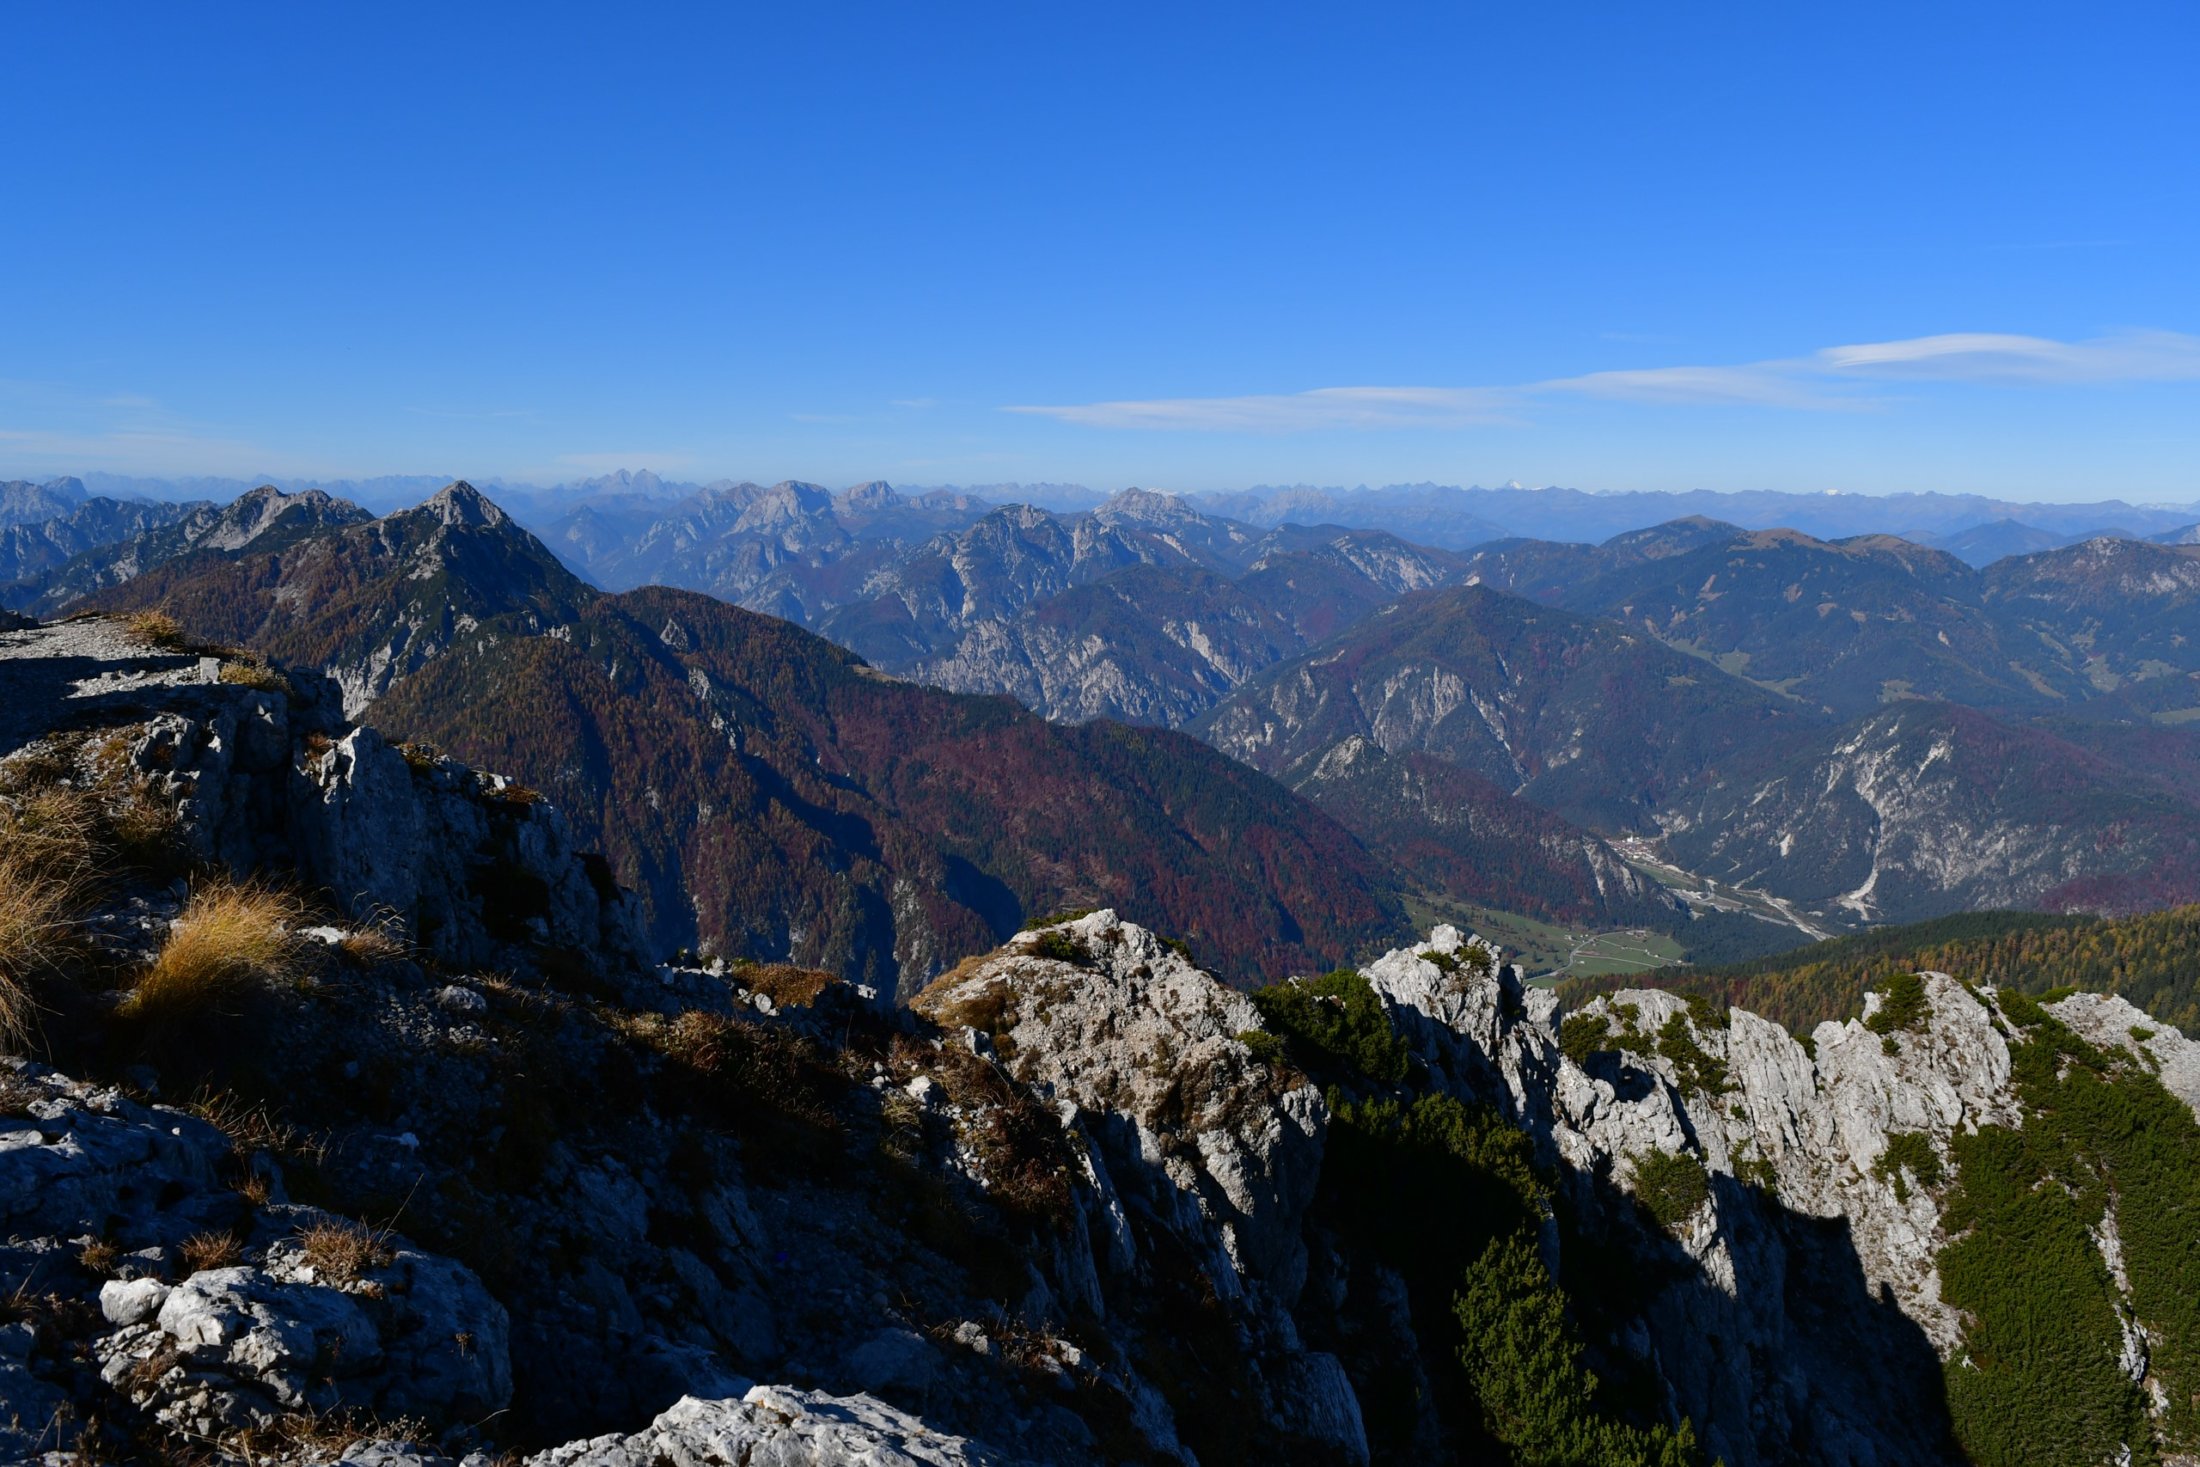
[524,1387,1021,1467]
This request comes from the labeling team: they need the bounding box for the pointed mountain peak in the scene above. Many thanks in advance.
[418,480,510,529]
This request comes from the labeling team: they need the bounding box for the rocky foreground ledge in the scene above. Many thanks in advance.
[5,616,2199,1465]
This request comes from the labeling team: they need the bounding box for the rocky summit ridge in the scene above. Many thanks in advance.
[3,616,2199,1464]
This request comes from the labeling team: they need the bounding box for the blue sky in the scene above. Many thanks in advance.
[5,3,2197,500]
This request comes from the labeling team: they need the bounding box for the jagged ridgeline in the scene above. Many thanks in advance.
[9,608,2200,1463]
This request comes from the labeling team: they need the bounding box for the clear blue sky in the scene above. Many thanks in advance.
[5,3,2197,499]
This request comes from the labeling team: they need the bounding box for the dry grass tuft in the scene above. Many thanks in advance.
[0,785,101,883]
[480,777,545,807]
[739,962,835,1009]
[295,1217,394,1282]
[648,1009,845,1133]
[178,1230,243,1274]
[123,880,311,1023]
[338,910,411,967]
[218,656,294,697]
[188,1090,329,1169]
[224,1405,437,1460]
[0,1071,45,1115]
[0,844,80,1048]
[397,740,443,774]
[77,1237,120,1277]
[913,957,1021,1036]
[2,731,183,878]
[122,610,191,652]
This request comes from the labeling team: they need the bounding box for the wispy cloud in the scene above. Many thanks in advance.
[1005,329,2200,432]
[0,379,309,476]
[1810,329,2200,383]
[1008,385,1521,432]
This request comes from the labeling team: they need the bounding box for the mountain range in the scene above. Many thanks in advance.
[15,473,2200,976]
[61,484,1425,991]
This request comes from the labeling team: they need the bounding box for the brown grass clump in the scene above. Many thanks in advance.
[651,1010,844,1134]
[218,656,294,697]
[223,1406,436,1461]
[0,785,100,883]
[911,954,1020,1036]
[338,910,410,967]
[739,962,835,1009]
[2,731,183,878]
[122,610,191,652]
[77,1237,120,1277]
[106,789,182,872]
[0,844,80,1048]
[0,1071,45,1115]
[122,880,311,1023]
[178,1230,243,1274]
[480,778,545,807]
[929,1044,1076,1231]
[189,1090,329,1170]
[295,1217,394,1282]
[397,741,443,774]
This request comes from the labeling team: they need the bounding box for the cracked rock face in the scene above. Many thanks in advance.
[916,909,1325,1299]
[0,1067,511,1447]
[1359,929,2186,1466]
[523,1387,1017,1467]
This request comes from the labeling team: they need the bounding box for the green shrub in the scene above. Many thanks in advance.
[1026,930,1089,967]
[1935,1015,2200,1461]
[1865,972,1932,1035]
[1248,968,1409,1085]
[1734,1150,1778,1195]
[1630,1149,1710,1230]
[1995,986,2049,1027]
[1455,1233,1703,1467]
[1653,1011,1730,1096]
[1683,991,1729,1031]
[1559,1011,1612,1066]
[1234,1029,1289,1070]
[1872,1131,1942,1203]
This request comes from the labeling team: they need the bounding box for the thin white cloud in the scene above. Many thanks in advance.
[1006,329,2200,432]
[1007,385,1521,432]
[1813,329,2200,383]
[0,379,312,476]
[1537,363,1856,409]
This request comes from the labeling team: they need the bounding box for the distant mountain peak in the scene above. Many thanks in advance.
[417,480,510,529]
[837,480,902,511]
[1097,487,1196,522]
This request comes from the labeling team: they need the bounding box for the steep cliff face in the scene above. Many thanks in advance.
[1660,700,2200,921]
